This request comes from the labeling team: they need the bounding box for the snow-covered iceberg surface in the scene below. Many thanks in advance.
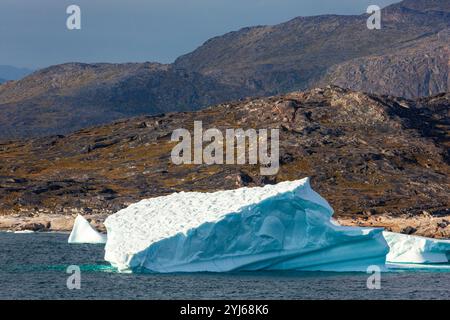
[384,231,450,264]
[104,178,389,273]
[68,215,107,244]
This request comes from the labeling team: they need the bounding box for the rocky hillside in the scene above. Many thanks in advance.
[0,0,448,139]
[0,87,448,236]
[318,29,449,98]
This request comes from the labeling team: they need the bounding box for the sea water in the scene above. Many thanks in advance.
[0,232,449,300]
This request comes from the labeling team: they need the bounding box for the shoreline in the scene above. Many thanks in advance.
[338,214,450,239]
[0,213,449,239]
[0,214,106,233]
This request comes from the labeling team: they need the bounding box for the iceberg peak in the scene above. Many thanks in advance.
[68,215,107,244]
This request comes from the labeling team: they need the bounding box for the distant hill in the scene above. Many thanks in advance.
[175,0,449,97]
[0,65,33,80]
[0,78,6,84]
[0,0,448,139]
[0,63,247,138]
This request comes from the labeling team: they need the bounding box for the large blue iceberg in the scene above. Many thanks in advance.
[104,178,389,273]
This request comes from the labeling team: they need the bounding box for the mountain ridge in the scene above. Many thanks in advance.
[174,0,449,95]
[0,63,248,139]
[0,0,448,139]
[0,65,33,81]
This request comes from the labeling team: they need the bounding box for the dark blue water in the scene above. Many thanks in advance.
[1,232,449,300]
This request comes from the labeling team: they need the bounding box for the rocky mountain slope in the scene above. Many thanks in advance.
[0,0,448,139]
[0,63,245,138]
[0,87,448,236]
[175,0,449,97]
[319,28,449,98]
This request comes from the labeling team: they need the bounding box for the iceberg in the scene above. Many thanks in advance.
[384,231,450,264]
[68,215,107,244]
[104,178,389,273]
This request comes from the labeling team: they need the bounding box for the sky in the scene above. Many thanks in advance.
[0,0,400,69]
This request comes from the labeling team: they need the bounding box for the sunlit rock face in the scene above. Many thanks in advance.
[104,178,389,273]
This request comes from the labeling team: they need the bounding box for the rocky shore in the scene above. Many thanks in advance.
[1,211,449,239]
[339,213,450,239]
[0,213,106,233]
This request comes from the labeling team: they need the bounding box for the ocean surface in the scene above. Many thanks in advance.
[0,231,449,300]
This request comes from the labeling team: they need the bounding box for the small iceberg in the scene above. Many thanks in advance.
[14,230,35,234]
[384,231,450,264]
[68,215,107,244]
[104,178,389,273]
